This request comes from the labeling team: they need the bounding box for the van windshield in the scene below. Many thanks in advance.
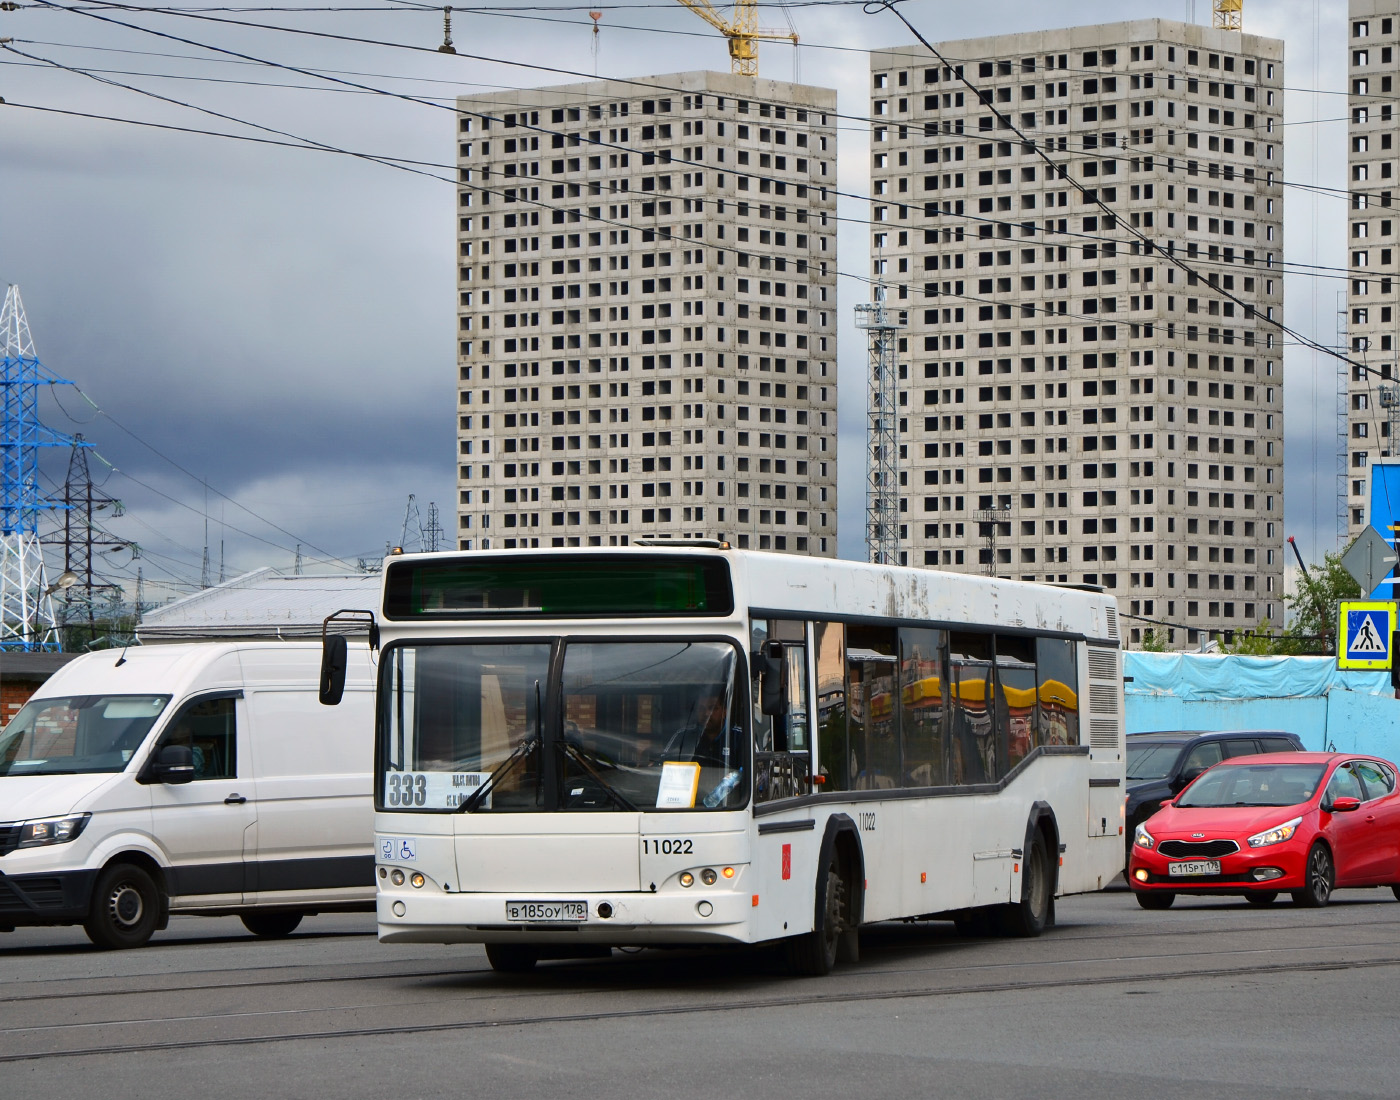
[0,695,171,776]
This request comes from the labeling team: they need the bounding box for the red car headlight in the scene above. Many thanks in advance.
[1247,816,1303,848]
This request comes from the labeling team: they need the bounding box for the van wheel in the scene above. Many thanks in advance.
[485,944,539,973]
[85,863,161,950]
[240,912,303,938]
[999,833,1052,937]
[785,855,844,977]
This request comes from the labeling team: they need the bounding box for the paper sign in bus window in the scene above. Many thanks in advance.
[656,762,702,808]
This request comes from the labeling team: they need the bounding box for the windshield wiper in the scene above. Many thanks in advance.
[558,739,639,812]
[458,736,538,813]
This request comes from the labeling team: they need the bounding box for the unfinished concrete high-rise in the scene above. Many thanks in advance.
[1345,1,1400,532]
[870,19,1285,647]
[455,71,838,554]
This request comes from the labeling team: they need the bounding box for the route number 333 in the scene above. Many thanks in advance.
[386,772,428,807]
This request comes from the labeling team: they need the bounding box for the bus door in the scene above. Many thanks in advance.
[752,619,812,803]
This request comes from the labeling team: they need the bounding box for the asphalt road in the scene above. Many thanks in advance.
[4,888,1400,1099]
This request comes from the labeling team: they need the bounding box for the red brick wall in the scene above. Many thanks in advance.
[2,675,46,726]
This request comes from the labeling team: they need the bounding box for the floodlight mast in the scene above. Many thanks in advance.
[855,289,904,566]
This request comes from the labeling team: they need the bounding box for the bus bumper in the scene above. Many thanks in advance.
[376,889,754,945]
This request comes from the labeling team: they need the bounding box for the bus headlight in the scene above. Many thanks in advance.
[679,872,695,888]
[700,868,717,885]
[18,813,90,848]
[411,873,425,888]
[390,869,405,886]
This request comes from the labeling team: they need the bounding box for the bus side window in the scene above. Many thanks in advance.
[1034,637,1080,747]
[899,627,947,788]
[948,633,996,785]
[813,620,848,791]
[847,625,899,791]
[995,635,1037,774]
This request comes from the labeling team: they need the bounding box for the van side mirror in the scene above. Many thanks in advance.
[757,640,788,717]
[144,744,194,785]
[320,634,348,706]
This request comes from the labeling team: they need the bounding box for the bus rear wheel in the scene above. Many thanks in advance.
[999,833,1051,937]
[785,856,845,977]
[485,943,539,973]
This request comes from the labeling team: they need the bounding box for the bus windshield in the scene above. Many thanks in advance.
[380,639,747,812]
[0,695,171,777]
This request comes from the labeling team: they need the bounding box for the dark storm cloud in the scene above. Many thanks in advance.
[1,0,1352,603]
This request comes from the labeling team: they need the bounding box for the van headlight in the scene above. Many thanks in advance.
[17,813,91,848]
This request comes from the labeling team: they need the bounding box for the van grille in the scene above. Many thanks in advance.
[0,824,21,857]
[0,876,68,914]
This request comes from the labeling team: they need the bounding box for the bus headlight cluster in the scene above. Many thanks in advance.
[387,869,427,888]
[679,867,733,888]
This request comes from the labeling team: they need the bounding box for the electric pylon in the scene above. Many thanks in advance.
[42,434,129,639]
[1,285,77,651]
[424,501,445,553]
[399,494,424,553]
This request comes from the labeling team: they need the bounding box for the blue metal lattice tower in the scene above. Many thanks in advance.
[1,285,77,650]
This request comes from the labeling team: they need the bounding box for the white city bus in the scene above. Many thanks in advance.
[320,545,1125,975]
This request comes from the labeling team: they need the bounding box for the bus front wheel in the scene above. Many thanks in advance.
[785,856,845,977]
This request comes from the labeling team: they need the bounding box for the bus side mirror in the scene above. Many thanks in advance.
[320,634,348,706]
[758,641,788,717]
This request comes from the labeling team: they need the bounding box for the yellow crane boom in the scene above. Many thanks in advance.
[1214,0,1243,31]
[672,0,798,77]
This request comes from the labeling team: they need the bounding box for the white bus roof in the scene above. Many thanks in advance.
[380,547,1121,646]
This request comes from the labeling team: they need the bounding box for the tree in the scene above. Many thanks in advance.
[1139,628,1168,652]
[1282,550,1362,655]
[1227,618,1282,656]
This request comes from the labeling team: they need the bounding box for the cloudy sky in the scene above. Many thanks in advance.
[1,0,1350,609]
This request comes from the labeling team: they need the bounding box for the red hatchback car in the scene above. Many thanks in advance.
[1128,752,1400,908]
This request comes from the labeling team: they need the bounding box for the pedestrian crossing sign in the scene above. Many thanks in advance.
[1338,601,1397,670]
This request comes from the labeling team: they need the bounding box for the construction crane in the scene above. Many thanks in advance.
[672,0,797,77]
[1214,0,1243,31]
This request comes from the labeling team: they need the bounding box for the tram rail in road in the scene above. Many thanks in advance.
[4,890,1400,1088]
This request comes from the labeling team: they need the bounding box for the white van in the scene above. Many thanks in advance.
[0,641,375,948]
